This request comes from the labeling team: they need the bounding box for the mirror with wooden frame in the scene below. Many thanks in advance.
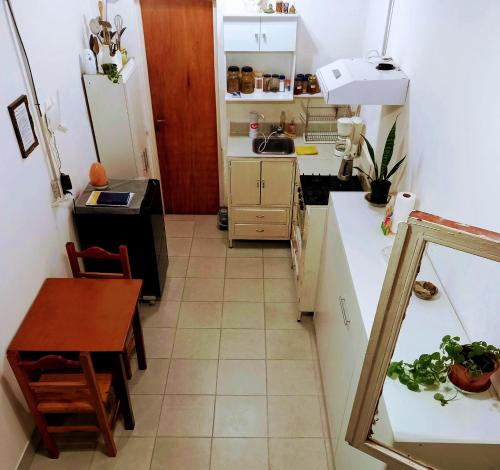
[345,211,500,470]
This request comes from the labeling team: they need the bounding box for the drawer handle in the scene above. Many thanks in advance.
[256,215,265,218]
[339,296,350,327]
[256,229,265,233]
[255,33,259,42]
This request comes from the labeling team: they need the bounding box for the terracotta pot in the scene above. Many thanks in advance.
[448,361,499,393]
[370,180,391,205]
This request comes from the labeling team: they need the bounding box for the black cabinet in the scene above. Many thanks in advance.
[73,179,168,298]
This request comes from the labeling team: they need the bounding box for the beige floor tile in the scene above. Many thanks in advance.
[266,330,312,360]
[187,257,225,278]
[167,257,189,277]
[30,442,96,470]
[129,358,169,395]
[178,302,222,328]
[166,359,218,394]
[264,278,297,302]
[267,360,317,395]
[269,438,328,470]
[115,395,163,437]
[220,329,265,359]
[166,220,195,237]
[194,219,227,239]
[265,303,301,329]
[172,329,220,359]
[222,302,265,329]
[264,258,293,278]
[143,328,175,358]
[167,238,192,257]
[165,214,196,221]
[217,360,266,395]
[140,301,180,328]
[224,278,264,302]
[182,278,224,301]
[213,396,267,437]
[211,438,268,470]
[157,395,215,437]
[225,258,263,278]
[90,437,155,470]
[151,438,211,470]
[268,396,323,437]
[263,241,291,258]
[164,277,186,301]
[227,241,263,258]
[190,238,227,257]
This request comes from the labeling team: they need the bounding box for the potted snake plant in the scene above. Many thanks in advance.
[355,121,406,205]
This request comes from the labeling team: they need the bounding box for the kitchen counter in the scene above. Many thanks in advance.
[330,192,500,445]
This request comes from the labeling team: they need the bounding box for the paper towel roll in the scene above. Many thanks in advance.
[392,192,416,233]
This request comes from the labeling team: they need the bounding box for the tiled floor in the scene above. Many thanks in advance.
[29,215,333,470]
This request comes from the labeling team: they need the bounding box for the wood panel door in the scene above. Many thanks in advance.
[141,0,219,214]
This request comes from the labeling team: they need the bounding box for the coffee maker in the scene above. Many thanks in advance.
[336,117,364,181]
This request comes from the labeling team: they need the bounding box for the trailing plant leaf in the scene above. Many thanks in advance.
[385,155,407,181]
[380,122,396,178]
[361,135,378,180]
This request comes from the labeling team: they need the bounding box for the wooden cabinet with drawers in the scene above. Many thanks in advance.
[228,158,295,247]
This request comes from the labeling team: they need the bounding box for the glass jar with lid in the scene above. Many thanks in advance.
[263,74,272,92]
[270,74,280,92]
[227,66,240,94]
[241,66,255,94]
[294,74,304,95]
[254,71,264,91]
[307,74,319,94]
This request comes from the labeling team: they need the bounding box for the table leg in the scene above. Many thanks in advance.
[111,353,135,430]
[132,306,147,371]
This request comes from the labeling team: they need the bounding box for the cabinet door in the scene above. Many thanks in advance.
[260,160,294,206]
[223,18,261,51]
[314,205,362,452]
[260,18,297,51]
[230,160,261,205]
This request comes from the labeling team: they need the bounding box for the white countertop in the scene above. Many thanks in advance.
[330,192,500,445]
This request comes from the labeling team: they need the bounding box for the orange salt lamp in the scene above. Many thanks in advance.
[89,162,109,189]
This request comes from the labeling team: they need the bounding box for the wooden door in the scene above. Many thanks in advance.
[141,0,219,214]
[230,160,261,206]
[260,161,294,206]
[223,18,261,52]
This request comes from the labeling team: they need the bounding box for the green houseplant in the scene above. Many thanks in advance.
[355,121,406,205]
[387,336,500,405]
[101,63,120,84]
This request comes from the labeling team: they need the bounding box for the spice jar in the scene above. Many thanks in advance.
[308,74,319,94]
[263,74,272,92]
[241,66,255,94]
[270,74,280,92]
[294,74,304,95]
[227,66,240,94]
[279,75,285,92]
[254,71,264,91]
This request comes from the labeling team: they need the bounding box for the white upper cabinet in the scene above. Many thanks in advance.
[260,17,297,52]
[223,15,298,52]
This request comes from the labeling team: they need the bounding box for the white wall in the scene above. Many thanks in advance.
[0,1,152,467]
[361,0,500,345]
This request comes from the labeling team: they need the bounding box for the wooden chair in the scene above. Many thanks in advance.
[65,242,136,379]
[11,353,118,458]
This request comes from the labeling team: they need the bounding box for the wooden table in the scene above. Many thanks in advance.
[7,278,146,442]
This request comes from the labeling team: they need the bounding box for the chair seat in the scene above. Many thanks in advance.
[35,373,113,413]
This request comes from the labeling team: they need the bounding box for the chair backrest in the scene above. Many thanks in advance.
[17,353,98,407]
[65,242,132,279]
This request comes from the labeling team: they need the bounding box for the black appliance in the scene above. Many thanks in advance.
[299,174,363,205]
[73,179,168,299]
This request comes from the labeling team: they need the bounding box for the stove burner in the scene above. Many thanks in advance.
[299,175,362,205]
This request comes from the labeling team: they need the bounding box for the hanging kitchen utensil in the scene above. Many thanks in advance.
[98,0,104,20]
[99,19,112,45]
[89,18,102,44]
[89,35,99,73]
[114,14,123,50]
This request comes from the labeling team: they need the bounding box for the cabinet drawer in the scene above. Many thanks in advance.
[233,223,289,238]
[232,208,288,224]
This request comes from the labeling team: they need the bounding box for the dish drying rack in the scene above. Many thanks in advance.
[299,101,356,143]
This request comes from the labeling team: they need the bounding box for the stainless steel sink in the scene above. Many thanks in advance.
[252,137,295,155]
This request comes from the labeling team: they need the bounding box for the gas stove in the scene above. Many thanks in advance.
[299,174,363,206]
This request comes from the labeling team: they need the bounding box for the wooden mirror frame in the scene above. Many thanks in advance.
[345,211,500,470]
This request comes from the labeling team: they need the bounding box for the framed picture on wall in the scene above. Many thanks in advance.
[8,95,39,159]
